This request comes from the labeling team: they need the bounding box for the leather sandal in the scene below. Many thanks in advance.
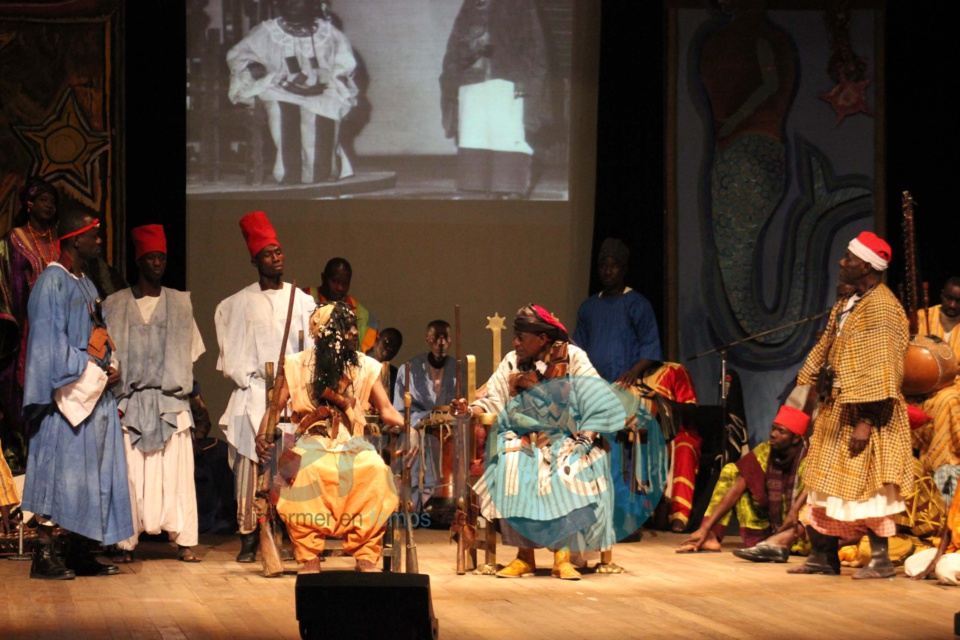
[178,546,201,563]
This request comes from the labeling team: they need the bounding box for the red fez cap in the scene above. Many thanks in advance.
[239,211,280,258]
[907,405,933,430]
[774,405,810,436]
[131,224,167,260]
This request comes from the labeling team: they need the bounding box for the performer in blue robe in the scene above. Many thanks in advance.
[21,211,131,579]
[572,239,661,386]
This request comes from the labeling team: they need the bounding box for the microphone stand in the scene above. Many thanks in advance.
[687,308,831,416]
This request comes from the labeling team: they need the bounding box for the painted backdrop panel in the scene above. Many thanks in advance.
[670,3,883,443]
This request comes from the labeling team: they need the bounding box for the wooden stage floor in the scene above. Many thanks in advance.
[1,528,957,639]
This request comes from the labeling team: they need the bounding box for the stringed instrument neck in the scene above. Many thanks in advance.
[901,190,920,335]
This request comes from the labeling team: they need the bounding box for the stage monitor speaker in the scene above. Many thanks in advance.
[296,572,438,640]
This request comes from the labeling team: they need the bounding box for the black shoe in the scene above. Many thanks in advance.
[65,536,120,576]
[733,544,790,563]
[236,532,259,563]
[30,540,76,580]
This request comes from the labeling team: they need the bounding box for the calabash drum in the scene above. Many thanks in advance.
[903,334,958,396]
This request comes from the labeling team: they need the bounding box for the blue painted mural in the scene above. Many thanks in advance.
[672,3,881,444]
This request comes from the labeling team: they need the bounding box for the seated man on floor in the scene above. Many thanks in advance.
[258,301,403,573]
[676,405,809,562]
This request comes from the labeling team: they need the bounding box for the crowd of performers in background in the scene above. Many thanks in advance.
[2,176,960,586]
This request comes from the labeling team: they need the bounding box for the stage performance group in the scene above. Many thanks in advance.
[2,177,960,589]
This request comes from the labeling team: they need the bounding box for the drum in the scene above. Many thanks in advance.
[418,405,455,500]
[903,334,958,396]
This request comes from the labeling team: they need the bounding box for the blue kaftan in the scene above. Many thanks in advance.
[572,290,661,382]
[20,264,133,544]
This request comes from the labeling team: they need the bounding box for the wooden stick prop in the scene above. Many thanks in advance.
[453,305,476,574]
[254,282,298,578]
[401,364,419,573]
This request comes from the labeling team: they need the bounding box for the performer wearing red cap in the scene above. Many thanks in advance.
[452,304,623,580]
[790,231,913,579]
[21,208,131,579]
[214,211,314,562]
[103,224,205,562]
[676,405,809,562]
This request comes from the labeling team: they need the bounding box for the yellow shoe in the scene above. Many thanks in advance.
[496,556,535,578]
[551,550,582,580]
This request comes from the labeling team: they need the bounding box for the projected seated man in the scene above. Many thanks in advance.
[227,0,358,183]
[439,0,550,198]
[259,302,402,573]
[676,406,809,562]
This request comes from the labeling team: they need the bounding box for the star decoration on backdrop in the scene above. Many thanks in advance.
[819,73,873,125]
[12,88,110,203]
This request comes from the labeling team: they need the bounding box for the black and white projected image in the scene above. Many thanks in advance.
[185,0,575,201]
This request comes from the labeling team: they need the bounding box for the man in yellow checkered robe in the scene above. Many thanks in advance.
[790,231,913,579]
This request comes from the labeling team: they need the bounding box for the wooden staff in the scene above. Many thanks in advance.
[401,363,419,573]
[254,282,298,578]
[453,305,474,574]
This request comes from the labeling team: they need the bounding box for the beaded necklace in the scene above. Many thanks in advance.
[26,222,58,267]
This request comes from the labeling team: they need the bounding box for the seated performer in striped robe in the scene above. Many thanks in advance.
[454,304,625,580]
